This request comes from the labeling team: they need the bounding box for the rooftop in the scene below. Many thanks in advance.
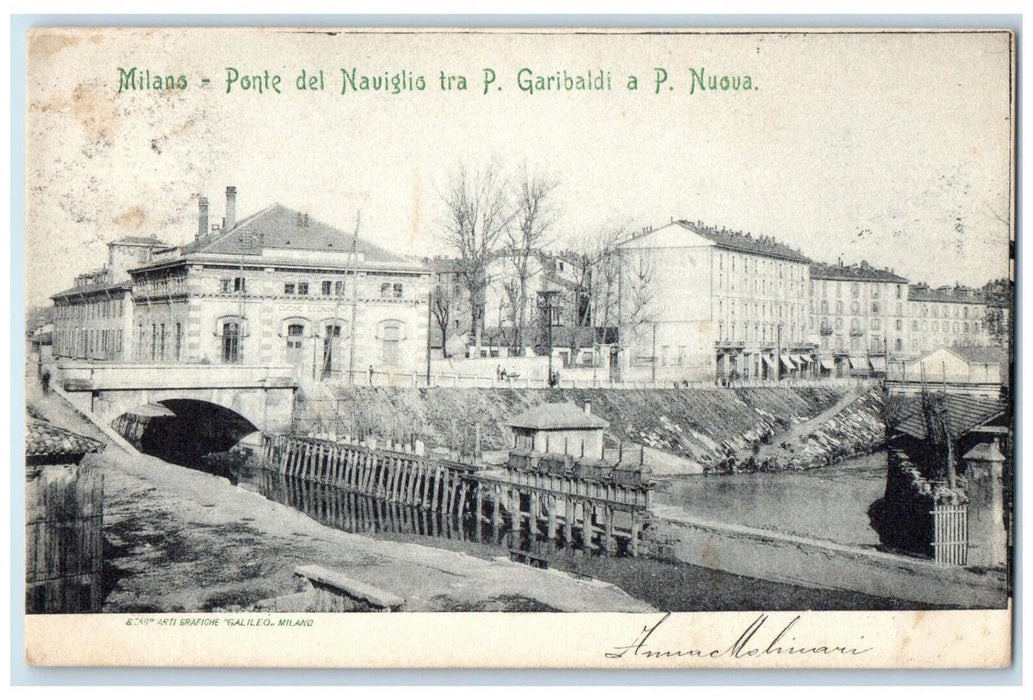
[675,220,812,264]
[51,278,132,300]
[109,235,169,247]
[891,393,1007,442]
[810,261,908,284]
[26,414,105,460]
[962,442,1005,462]
[507,401,609,431]
[167,204,411,264]
[909,284,988,305]
[942,345,1008,365]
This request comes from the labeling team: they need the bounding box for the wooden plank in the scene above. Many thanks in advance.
[294,565,405,610]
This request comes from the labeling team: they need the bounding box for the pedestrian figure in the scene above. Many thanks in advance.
[368,364,374,385]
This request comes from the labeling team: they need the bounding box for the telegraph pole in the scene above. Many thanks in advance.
[651,322,657,383]
[425,290,433,386]
[347,211,360,385]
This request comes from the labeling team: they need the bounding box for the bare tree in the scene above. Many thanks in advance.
[504,171,557,355]
[440,166,513,355]
[431,279,457,358]
[621,247,658,359]
[567,224,627,331]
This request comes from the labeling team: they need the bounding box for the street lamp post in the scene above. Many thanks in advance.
[538,289,560,387]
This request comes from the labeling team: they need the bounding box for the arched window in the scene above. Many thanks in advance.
[380,322,403,367]
[222,321,240,363]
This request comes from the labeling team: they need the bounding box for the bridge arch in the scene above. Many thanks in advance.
[113,398,261,467]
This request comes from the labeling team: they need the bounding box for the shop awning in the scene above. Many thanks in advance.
[780,353,795,369]
[819,358,835,370]
[869,356,887,371]
[762,355,777,369]
[848,356,871,370]
[791,353,806,364]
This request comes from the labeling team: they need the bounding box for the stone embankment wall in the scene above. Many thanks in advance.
[292,386,856,471]
[726,388,887,473]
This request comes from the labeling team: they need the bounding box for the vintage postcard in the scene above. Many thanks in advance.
[21,26,1014,669]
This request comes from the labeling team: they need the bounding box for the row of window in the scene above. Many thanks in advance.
[718,253,807,282]
[717,273,807,300]
[718,322,803,344]
[819,335,903,352]
[54,298,125,320]
[54,328,123,359]
[136,274,186,297]
[915,303,979,319]
[216,276,406,299]
[811,280,906,300]
[135,322,184,362]
[813,300,904,316]
[717,299,806,322]
[283,280,348,296]
[910,320,980,334]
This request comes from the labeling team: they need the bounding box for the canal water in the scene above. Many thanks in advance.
[657,451,888,547]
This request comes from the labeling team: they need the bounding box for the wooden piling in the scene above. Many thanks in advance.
[457,480,469,518]
[547,495,557,543]
[581,501,592,553]
[563,497,573,550]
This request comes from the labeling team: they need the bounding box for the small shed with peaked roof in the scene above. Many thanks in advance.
[25,414,104,472]
[506,401,608,460]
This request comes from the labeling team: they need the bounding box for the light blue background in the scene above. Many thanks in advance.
[9,12,1022,686]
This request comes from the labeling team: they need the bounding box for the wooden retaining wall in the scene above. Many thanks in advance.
[261,435,475,516]
[260,434,652,557]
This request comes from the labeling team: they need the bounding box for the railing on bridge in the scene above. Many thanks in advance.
[327,369,879,391]
[56,362,296,391]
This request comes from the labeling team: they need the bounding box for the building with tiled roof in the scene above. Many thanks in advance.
[904,283,992,356]
[615,220,813,383]
[810,261,909,284]
[507,401,608,459]
[25,414,104,467]
[888,344,1008,395]
[53,186,432,380]
[807,260,911,376]
[674,220,812,264]
[51,232,168,362]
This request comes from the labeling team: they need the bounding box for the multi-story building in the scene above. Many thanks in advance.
[480,250,584,354]
[54,187,432,382]
[51,236,169,361]
[905,284,992,357]
[616,220,814,382]
[807,261,910,376]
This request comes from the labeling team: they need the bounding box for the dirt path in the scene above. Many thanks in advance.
[25,378,653,614]
[753,386,861,464]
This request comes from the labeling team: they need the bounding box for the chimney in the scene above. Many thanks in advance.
[225,186,237,231]
[197,196,209,239]
[584,401,592,415]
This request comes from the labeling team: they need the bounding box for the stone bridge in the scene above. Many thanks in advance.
[53,362,298,434]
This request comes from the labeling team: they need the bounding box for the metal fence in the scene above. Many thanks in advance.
[322,369,880,392]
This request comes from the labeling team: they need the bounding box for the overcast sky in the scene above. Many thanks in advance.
[25,28,1013,309]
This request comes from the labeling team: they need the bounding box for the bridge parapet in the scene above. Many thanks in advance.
[56,362,297,392]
